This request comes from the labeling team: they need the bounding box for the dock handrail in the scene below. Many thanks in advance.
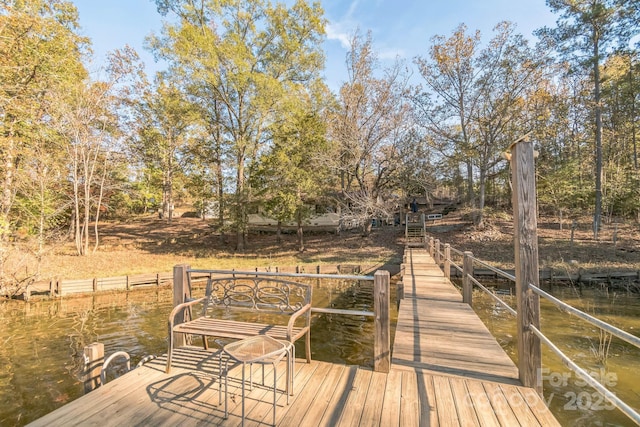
[431,238,640,424]
[100,351,130,385]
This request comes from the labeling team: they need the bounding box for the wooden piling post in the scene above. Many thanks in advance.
[434,239,441,265]
[463,251,474,305]
[510,134,542,394]
[373,270,390,373]
[428,237,434,257]
[172,264,191,348]
[83,342,104,394]
[444,244,451,280]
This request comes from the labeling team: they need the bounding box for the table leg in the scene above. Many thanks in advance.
[241,362,246,427]
[224,358,229,419]
[272,361,277,426]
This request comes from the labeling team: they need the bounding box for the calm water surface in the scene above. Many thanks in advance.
[470,283,640,427]
[0,278,396,426]
[3,278,638,426]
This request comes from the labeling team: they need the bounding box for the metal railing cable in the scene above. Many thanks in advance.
[529,324,640,424]
[438,240,640,425]
[471,257,516,281]
[449,246,465,257]
[467,274,517,316]
[530,285,640,349]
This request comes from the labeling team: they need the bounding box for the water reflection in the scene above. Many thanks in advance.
[0,278,396,426]
[467,282,640,427]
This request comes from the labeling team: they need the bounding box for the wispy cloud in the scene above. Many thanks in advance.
[378,47,406,60]
[324,0,363,50]
[326,22,352,49]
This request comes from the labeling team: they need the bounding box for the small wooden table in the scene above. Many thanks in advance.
[219,335,292,426]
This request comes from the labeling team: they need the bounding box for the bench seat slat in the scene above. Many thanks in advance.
[173,318,307,341]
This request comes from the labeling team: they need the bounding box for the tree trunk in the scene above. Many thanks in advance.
[0,136,16,288]
[363,217,373,236]
[296,211,304,252]
[216,157,225,243]
[235,153,245,252]
[466,160,475,206]
[630,55,637,169]
[593,30,603,240]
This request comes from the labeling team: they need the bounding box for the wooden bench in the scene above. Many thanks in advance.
[166,274,312,373]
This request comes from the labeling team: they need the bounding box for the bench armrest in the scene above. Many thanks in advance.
[287,303,312,340]
[168,297,206,330]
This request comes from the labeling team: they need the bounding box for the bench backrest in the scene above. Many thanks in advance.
[199,275,312,316]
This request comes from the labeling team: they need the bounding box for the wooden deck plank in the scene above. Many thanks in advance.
[27,360,169,426]
[358,370,387,427]
[422,371,439,427]
[137,370,221,426]
[221,360,289,426]
[28,247,559,427]
[297,363,348,427]
[499,384,547,426]
[399,370,420,427]
[379,369,403,427]
[432,375,460,427]
[481,382,521,426]
[517,387,561,426]
[316,365,359,427]
[273,361,331,427]
[449,377,481,427]
[464,380,501,427]
[335,367,371,426]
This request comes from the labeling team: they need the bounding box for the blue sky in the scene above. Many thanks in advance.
[72,0,557,90]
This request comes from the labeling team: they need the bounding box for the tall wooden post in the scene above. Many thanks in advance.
[434,239,441,265]
[463,251,473,305]
[173,264,191,348]
[83,342,104,393]
[373,270,390,373]
[510,135,542,394]
[429,237,434,257]
[444,244,451,280]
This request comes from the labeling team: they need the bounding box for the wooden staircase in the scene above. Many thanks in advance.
[405,213,425,247]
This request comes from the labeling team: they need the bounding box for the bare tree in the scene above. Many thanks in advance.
[328,31,411,235]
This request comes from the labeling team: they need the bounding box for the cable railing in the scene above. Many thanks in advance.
[424,235,640,425]
[467,274,517,316]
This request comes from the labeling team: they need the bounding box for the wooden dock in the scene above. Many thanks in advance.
[28,247,558,426]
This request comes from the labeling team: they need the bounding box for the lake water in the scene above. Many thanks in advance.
[0,278,396,426]
[469,283,640,427]
[1,279,638,426]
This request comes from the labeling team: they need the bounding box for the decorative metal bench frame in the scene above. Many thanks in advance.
[166,273,312,373]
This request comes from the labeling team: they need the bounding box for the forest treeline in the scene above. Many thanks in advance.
[0,0,638,291]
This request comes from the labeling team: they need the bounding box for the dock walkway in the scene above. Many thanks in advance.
[29,247,558,426]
